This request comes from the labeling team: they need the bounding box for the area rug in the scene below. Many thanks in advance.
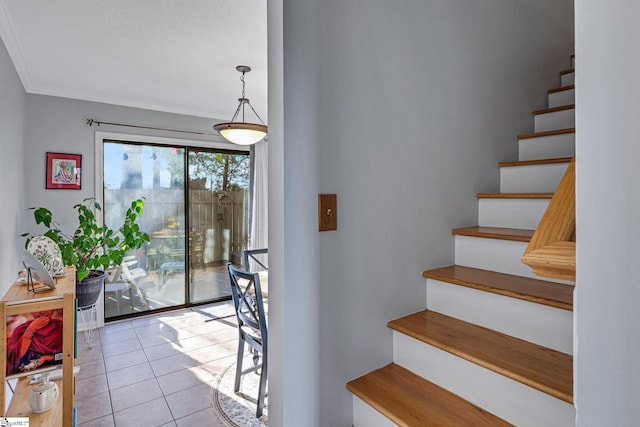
[212,359,268,427]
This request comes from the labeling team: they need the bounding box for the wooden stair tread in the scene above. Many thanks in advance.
[517,127,575,140]
[498,157,573,168]
[346,363,512,426]
[559,68,575,75]
[422,265,573,311]
[533,103,575,115]
[388,311,573,403]
[452,226,534,242]
[476,193,553,199]
[547,84,575,94]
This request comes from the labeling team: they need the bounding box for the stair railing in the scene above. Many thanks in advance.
[521,158,576,281]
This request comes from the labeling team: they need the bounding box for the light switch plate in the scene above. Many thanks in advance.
[318,194,337,231]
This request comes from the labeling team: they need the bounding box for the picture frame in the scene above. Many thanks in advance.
[46,152,81,190]
[5,307,64,379]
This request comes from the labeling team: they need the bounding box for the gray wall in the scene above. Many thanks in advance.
[266,0,285,423]
[270,0,574,425]
[0,36,26,294]
[22,95,228,236]
[575,0,640,424]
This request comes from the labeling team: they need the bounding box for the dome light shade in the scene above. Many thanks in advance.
[214,65,267,146]
[214,122,267,146]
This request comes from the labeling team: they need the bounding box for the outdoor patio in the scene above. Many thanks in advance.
[104,264,233,319]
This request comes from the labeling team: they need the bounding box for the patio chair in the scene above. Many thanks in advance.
[105,268,134,316]
[105,256,148,315]
[227,263,268,418]
[120,256,148,305]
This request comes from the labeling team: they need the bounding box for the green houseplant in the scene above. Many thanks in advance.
[23,198,150,299]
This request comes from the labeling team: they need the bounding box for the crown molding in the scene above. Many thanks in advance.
[0,1,33,91]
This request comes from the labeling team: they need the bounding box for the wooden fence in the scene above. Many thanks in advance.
[104,188,249,269]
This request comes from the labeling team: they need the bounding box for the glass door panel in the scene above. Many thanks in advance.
[188,149,250,304]
[103,142,186,319]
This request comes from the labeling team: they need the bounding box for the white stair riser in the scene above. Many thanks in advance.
[393,333,576,427]
[455,235,535,278]
[454,236,574,285]
[478,198,548,229]
[561,72,574,87]
[548,88,575,108]
[518,132,575,161]
[353,396,396,427]
[426,279,573,354]
[534,109,575,133]
[500,162,568,193]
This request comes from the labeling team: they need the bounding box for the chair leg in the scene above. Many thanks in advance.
[234,337,245,393]
[256,353,267,418]
[115,289,122,314]
[127,287,135,312]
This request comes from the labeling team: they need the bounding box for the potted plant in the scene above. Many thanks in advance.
[23,198,150,307]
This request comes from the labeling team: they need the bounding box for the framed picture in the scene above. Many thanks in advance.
[5,308,64,378]
[46,152,81,189]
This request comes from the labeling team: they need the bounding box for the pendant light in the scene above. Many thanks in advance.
[213,65,267,145]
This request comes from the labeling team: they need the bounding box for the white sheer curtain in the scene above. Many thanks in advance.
[250,139,268,253]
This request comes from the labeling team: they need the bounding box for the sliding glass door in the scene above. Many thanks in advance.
[103,141,250,319]
[188,149,250,304]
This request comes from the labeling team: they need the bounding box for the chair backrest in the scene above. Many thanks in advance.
[105,256,148,304]
[120,256,147,281]
[242,248,268,272]
[106,256,145,284]
[227,264,267,346]
[106,265,123,284]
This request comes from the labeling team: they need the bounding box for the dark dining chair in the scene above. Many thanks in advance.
[242,248,268,272]
[227,263,268,418]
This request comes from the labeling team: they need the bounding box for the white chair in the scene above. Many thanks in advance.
[120,256,147,305]
[105,276,133,316]
[105,256,147,315]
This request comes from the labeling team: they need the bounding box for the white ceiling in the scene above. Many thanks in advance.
[0,0,268,121]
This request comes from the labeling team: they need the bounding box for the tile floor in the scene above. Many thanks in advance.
[75,301,239,426]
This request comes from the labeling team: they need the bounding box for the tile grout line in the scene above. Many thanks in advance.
[76,301,238,425]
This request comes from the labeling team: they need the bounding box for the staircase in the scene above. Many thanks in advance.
[347,55,576,426]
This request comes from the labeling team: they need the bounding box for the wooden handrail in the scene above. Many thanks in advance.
[521,158,576,281]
